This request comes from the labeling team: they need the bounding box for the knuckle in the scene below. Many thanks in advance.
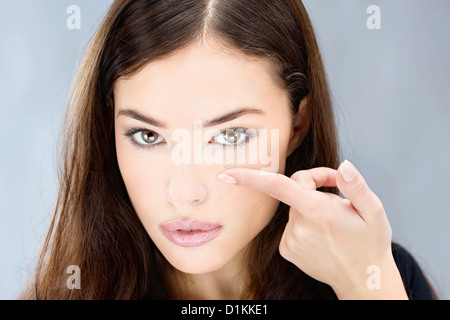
[291,219,305,238]
[303,200,334,230]
[371,196,386,217]
[290,170,315,189]
[289,170,304,182]
[302,192,325,215]
[349,178,366,194]
[373,195,384,210]
[278,242,289,258]
[358,188,385,216]
[286,223,304,246]
[279,236,292,259]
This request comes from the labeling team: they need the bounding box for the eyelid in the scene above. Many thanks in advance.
[124,127,166,149]
[123,126,256,149]
[211,127,256,146]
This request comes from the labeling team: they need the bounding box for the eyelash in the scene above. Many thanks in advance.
[123,127,256,150]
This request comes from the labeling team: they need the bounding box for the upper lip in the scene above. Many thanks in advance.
[160,219,222,232]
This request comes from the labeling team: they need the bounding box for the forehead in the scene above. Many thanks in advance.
[113,39,289,126]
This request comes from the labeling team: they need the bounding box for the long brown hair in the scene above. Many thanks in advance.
[22,0,339,299]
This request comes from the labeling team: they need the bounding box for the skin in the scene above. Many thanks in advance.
[114,38,407,299]
[114,38,303,299]
[221,163,408,299]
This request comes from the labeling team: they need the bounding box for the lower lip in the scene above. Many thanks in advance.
[161,227,222,247]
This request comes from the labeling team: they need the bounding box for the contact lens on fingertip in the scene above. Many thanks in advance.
[217,173,237,184]
[258,170,276,176]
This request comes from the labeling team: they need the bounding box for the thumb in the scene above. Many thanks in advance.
[336,160,384,221]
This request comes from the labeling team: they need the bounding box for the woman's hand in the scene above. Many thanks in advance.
[218,160,408,299]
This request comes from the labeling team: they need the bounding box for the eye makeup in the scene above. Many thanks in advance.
[123,126,256,150]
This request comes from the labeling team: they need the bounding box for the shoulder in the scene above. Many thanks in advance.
[391,242,437,300]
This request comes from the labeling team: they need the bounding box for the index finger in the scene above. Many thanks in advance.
[290,167,338,190]
[218,168,306,209]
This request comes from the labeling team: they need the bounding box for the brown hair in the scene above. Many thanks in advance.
[22,0,339,299]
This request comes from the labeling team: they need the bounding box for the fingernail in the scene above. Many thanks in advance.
[340,160,357,183]
[217,173,237,184]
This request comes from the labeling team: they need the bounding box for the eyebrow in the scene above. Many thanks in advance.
[116,107,265,128]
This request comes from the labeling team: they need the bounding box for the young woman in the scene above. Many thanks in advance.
[22,0,435,299]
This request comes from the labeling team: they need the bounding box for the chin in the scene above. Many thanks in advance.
[165,251,229,275]
[151,230,247,275]
[172,262,224,275]
[155,238,240,275]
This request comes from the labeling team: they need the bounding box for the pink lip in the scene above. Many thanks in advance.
[160,219,222,247]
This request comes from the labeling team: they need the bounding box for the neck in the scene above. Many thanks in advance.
[169,250,250,300]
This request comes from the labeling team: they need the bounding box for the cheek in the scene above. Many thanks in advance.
[219,185,280,243]
[115,136,164,213]
[242,194,279,241]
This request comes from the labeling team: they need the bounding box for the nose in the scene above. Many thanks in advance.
[165,164,208,211]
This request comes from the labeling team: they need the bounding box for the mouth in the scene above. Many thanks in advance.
[160,219,223,247]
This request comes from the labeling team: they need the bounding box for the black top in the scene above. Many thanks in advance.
[392,243,436,300]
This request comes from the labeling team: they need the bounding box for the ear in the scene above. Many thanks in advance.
[287,96,310,157]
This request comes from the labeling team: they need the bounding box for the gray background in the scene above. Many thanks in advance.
[0,0,448,299]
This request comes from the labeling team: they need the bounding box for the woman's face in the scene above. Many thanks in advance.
[114,39,297,274]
